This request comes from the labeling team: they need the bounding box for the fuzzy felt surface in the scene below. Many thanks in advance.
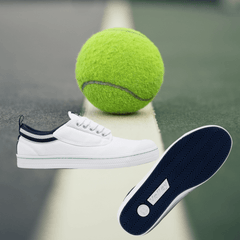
[75,28,164,114]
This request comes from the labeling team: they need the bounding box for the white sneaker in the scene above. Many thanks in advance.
[16,112,159,169]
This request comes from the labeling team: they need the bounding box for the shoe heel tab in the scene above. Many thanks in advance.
[17,115,24,153]
[19,115,24,128]
[18,115,25,136]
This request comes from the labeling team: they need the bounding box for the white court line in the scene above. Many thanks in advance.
[33,1,193,240]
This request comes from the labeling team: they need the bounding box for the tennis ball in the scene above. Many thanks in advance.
[75,27,164,114]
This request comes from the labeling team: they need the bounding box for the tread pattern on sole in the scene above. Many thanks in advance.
[119,126,232,235]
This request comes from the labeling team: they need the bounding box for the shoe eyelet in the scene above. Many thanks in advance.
[89,128,93,131]
[83,125,87,129]
[96,131,100,134]
[76,123,80,127]
[102,133,105,137]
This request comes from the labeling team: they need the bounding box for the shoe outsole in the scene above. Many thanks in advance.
[118,125,232,235]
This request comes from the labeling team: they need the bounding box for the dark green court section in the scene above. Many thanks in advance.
[132,3,240,240]
[0,3,105,240]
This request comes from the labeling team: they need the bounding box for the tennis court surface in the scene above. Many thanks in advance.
[0,1,239,240]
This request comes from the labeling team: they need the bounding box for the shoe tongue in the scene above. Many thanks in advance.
[68,111,81,121]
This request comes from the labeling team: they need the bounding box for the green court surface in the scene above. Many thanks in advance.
[132,3,240,240]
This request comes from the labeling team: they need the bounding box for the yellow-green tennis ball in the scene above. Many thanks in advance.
[75,28,164,114]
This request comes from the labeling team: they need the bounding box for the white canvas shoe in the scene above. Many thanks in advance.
[16,112,159,169]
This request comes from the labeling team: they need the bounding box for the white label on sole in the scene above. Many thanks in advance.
[147,179,170,205]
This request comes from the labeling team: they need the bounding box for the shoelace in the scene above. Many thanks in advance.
[76,117,111,137]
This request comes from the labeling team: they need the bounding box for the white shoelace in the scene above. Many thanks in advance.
[75,117,111,137]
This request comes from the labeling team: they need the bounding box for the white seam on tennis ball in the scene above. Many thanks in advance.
[81,80,153,101]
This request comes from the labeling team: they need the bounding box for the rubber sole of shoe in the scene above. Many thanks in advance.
[16,148,159,169]
[118,125,232,235]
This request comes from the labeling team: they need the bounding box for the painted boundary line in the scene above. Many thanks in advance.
[33,1,193,240]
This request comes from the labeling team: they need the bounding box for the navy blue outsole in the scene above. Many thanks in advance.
[119,126,232,235]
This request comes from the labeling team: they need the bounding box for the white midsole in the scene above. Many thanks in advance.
[117,125,233,235]
[16,148,159,169]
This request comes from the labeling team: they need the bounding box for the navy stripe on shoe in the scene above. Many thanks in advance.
[19,124,57,143]
[20,132,57,142]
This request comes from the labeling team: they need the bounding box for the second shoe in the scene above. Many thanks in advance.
[16,112,159,169]
[118,125,232,235]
